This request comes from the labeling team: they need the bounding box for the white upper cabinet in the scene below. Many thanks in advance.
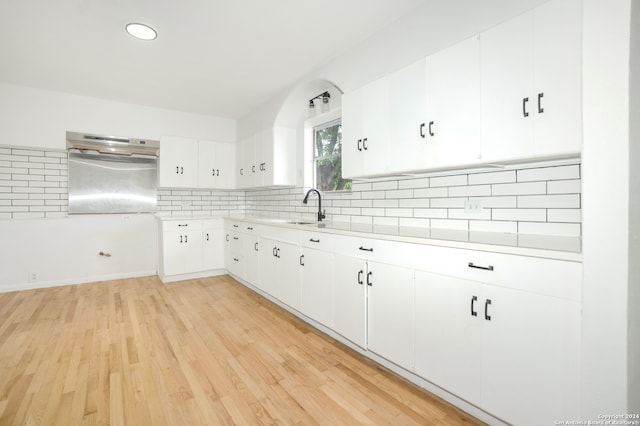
[387,58,428,173]
[342,76,389,178]
[158,136,199,188]
[480,0,582,162]
[198,140,235,189]
[236,127,297,189]
[425,35,481,168]
[159,136,234,189]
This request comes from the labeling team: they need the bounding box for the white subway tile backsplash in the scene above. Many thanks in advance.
[430,174,467,187]
[492,209,547,222]
[448,185,491,197]
[518,222,581,237]
[468,170,516,185]
[517,194,580,208]
[492,181,546,196]
[517,165,580,182]
[469,220,518,234]
[547,179,581,194]
[0,143,582,240]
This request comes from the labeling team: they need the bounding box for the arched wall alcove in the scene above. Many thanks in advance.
[273,79,343,187]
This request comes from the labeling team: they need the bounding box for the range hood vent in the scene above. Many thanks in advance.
[66,131,159,156]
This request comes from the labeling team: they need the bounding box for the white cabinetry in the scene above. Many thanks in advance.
[241,223,261,287]
[158,136,199,188]
[198,140,235,189]
[299,231,334,328]
[480,0,582,161]
[259,226,301,309]
[159,218,226,281]
[159,136,234,189]
[236,127,297,188]
[342,77,389,178]
[202,219,224,270]
[332,253,367,348]
[413,246,581,426]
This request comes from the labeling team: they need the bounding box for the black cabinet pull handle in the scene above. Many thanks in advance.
[362,138,368,150]
[357,270,364,285]
[217,169,220,176]
[176,166,179,174]
[254,242,259,251]
[233,224,238,228]
[357,139,362,151]
[178,224,188,227]
[206,233,209,241]
[471,296,478,317]
[233,257,239,262]
[261,162,266,171]
[366,271,373,286]
[184,235,188,243]
[522,97,529,117]
[358,246,373,252]
[485,299,492,321]
[276,248,280,259]
[212,169,215,176]
[428,121,434,137]
[252,165,256,173]
[240,168,244,176]
[225,234,229,242]
[179,235,183,243]
[468,262,494,271]
[272,247,277,257]
[309,238,320,243]
[247,227,253,230]
[299,255,304,266]
[538,92,544,113]
[232,237,238,241]
[420,123,426,138]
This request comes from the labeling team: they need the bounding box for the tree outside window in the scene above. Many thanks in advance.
[314,119,351,191]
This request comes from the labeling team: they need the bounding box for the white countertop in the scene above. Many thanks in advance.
[158,214,582,262]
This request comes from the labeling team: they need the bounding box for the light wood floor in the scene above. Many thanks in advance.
[0,275,483,425]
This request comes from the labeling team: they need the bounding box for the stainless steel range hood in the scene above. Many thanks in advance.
[66,131,159,214]
[66,131,159,156]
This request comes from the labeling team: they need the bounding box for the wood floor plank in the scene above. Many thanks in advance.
[0,275,485,425]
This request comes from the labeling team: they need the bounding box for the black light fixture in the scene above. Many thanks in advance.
[308,91,331,117]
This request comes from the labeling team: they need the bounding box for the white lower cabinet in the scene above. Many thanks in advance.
[366,262,415,371]
[414,268,581,426]
[260,237,300,310]
[243,230,261,287]
[203,220,224,271]
[332,254,367,348]
[299,247,333,328]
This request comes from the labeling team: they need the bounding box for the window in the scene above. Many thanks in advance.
[313,119,351,191]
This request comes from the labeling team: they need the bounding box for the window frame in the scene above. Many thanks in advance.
[311,117,350,192]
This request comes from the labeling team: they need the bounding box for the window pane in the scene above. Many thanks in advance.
[313,120,351,191]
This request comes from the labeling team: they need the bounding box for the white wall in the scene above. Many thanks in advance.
[0,214,157,292]
[581,0,631,417]
[0,83,237,291]
[628,0,640,413]
[0,83,236,149]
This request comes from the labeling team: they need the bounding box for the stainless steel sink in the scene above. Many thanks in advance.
[287,221,326,228]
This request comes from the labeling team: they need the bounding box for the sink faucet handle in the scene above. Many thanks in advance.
[320,209,326,220]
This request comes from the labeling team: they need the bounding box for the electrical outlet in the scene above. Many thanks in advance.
[122,215,130,222]
[28,272,37,282]
[464,199,483,214]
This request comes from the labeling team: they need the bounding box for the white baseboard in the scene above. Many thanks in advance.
[0,270,158,293]
[158,269,227,283]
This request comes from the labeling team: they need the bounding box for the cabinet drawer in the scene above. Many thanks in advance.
[412,244,581,301]
[226,219,244,231]
[162,219,202,232]
[203,218,222,229]
[299,230,335,251]
[332,235,414,269]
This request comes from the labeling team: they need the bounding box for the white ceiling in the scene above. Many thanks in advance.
[0,0,427,119]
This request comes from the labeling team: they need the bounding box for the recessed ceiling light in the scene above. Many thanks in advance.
[125,23,157,41]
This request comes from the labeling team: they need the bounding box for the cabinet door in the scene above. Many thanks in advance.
[332,254,367,348]
[227,231,243,278]
[215,142,235,189]
[414,271,482,406]
[387,58,428,174]
[259,237,278,296]
[366,262,415,370]
[203,225,224,271]
[532,0,582,157]
[243,234,260,286]
[162,229,202,276]
[198,140,217,189]
[481,285,581,426]
[300,247,333,328]
[237,136,255,189]
[274,241,300,310]
[426,35,481,168]
[480,11,535,162]
[342,77,389,178]
[158,136,199,188]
